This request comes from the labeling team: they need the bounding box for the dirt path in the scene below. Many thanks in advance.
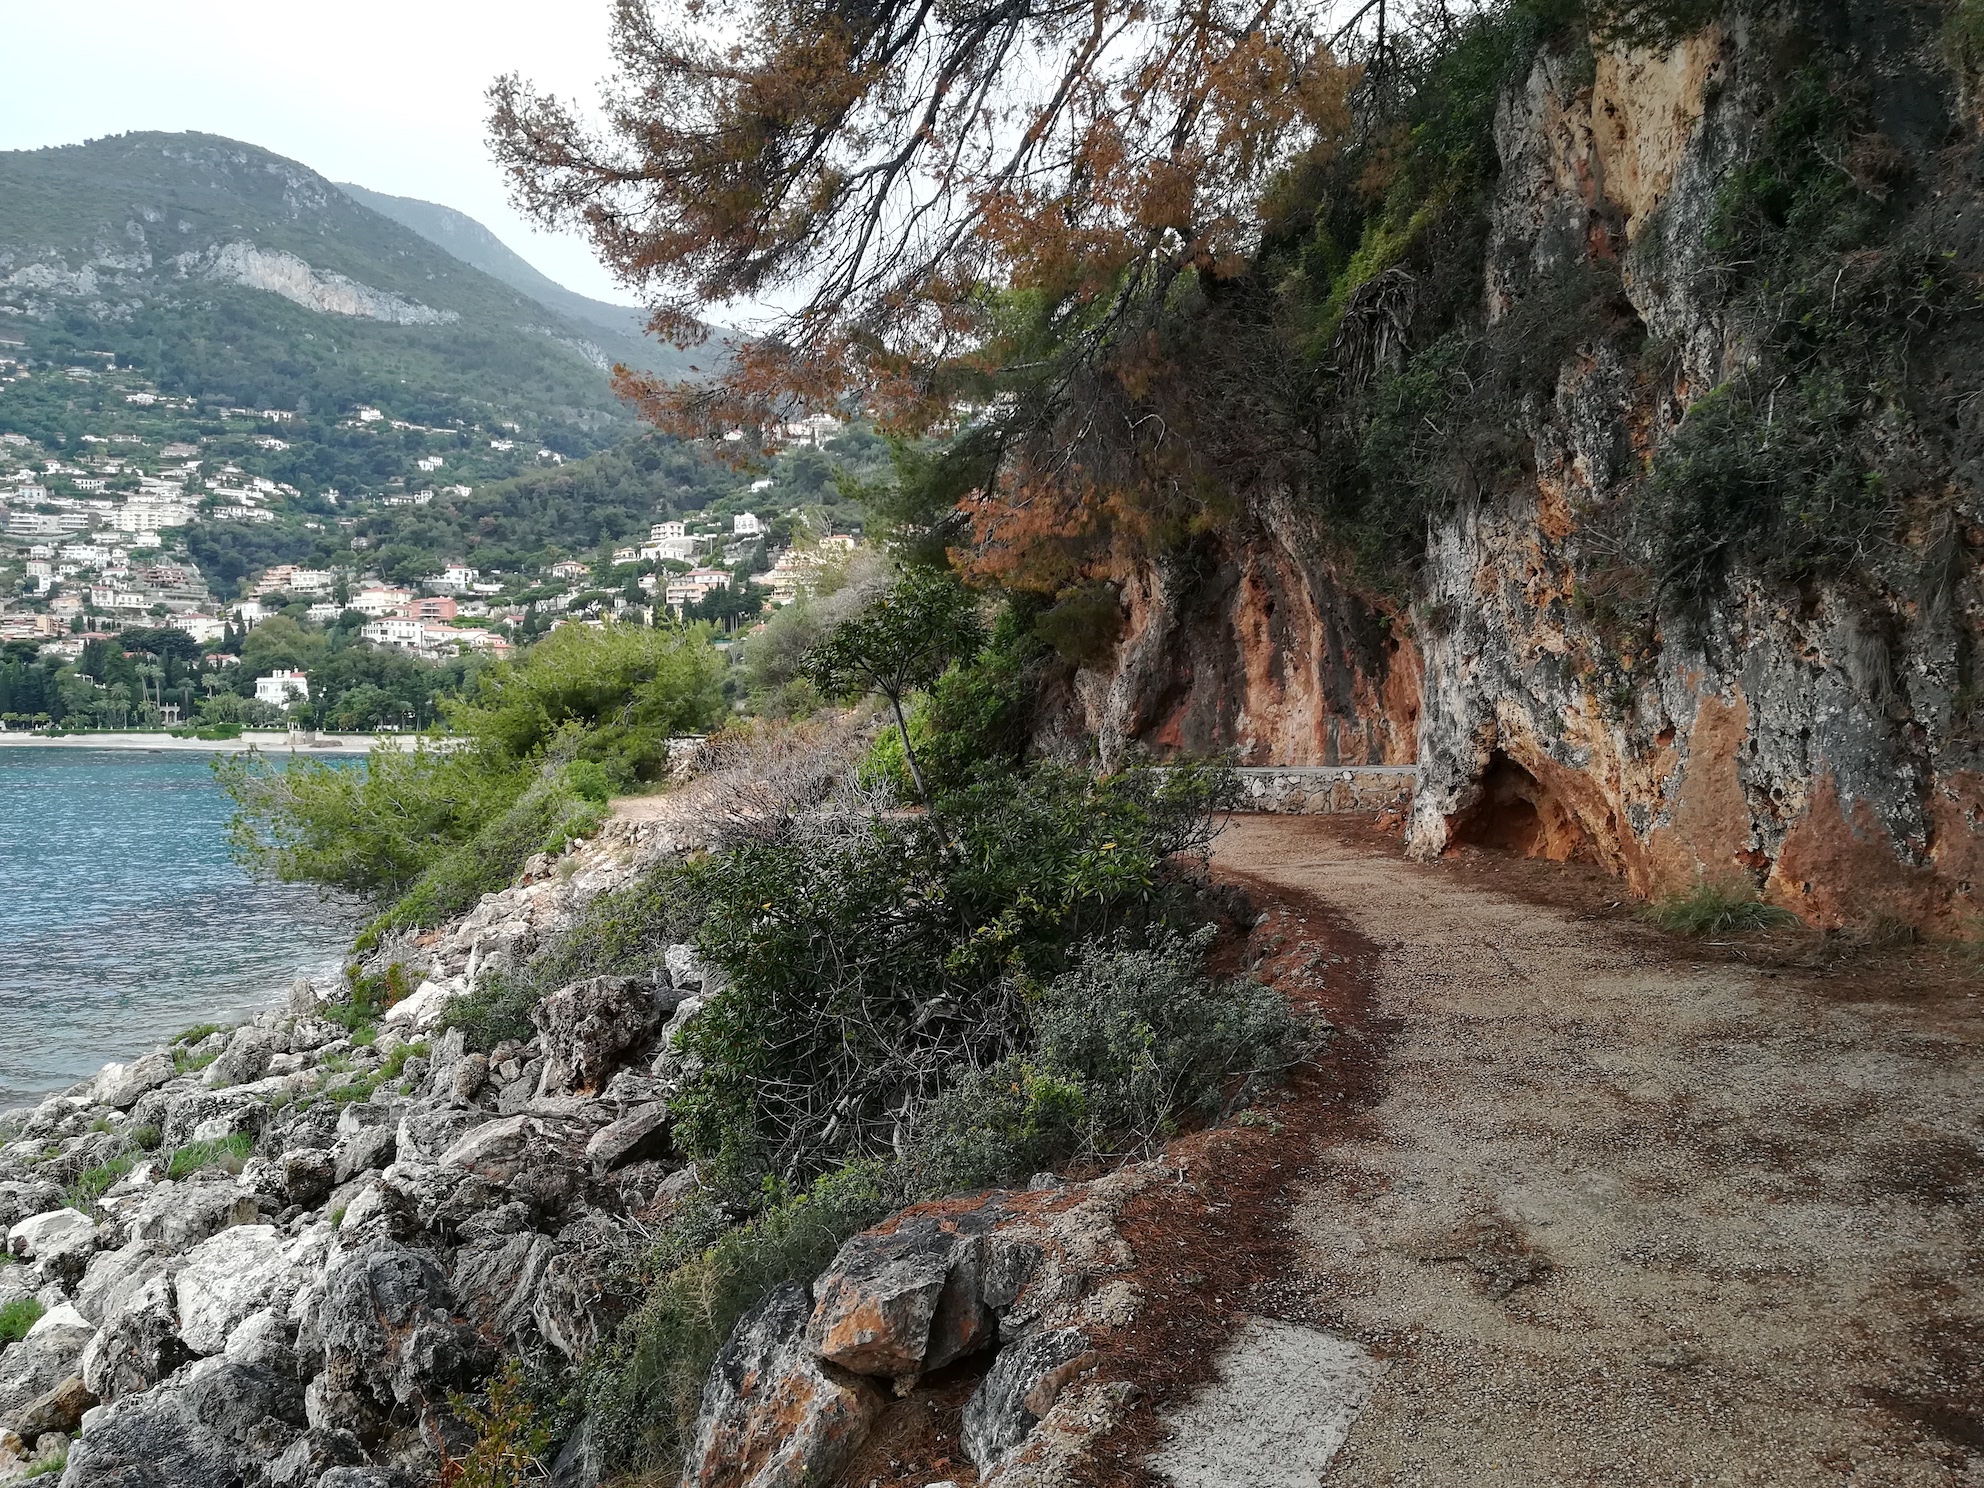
[1203,815,1984,1487]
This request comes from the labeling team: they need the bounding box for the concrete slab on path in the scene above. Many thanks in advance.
[1149,1316,1384,1488]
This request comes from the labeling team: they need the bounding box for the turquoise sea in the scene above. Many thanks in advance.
[0,748,362,1109]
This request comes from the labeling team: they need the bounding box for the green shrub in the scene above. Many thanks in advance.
[320,1040,429,1106]
[172,1022,227,1047]
[447,621,725,775]
[164,1133,253,1181]
[171,1045,222,1077]
[1641,881,1801,937]
[219,622,724,926]
[126,1124,162,1151]
[564,758,617,804]
[373,767,606,932]
[1950,0,1984,76]
[1032,582,1124,668]
[24,1449,66,1479]
[515,863,702,998]
[217,740,525,906]
[584,926,1302,1478]
[0,1297,45,1344]
[324,963,410,1039]
[440,1357,561,1488]
[439,972,542,1053]
[906,929,1308,1189]
[672,760,1233,1182]
[1629,63,1966,621]
[859,606,1047,796]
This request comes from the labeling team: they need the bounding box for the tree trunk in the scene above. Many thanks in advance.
[889,692,929,801]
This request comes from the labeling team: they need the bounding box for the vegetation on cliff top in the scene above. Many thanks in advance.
[493,0,1979,650]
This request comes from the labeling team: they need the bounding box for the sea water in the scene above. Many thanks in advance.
[0,748,363,1109]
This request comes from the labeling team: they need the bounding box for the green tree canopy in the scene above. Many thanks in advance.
[802,568,982,799]
[447,621,727,783]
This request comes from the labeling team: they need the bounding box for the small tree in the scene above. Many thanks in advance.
[802,568,981,800]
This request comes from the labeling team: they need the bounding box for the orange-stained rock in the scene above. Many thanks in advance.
[808,1207,1021,1381]
[679,1281,885,1488]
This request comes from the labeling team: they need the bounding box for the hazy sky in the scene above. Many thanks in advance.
[0,0,636,305]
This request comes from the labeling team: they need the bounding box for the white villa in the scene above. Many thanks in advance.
[255,670,309,708]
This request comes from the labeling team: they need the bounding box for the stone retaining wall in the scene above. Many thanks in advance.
[1230,766,1417,815]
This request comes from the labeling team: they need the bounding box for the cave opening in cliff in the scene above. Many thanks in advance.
[1449,752,1594,862]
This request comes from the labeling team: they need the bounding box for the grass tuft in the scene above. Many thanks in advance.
[0,1297,44,1345]
[163,1132,254,1181]
[66,1154,139,1209]
[1642,881,1800,937]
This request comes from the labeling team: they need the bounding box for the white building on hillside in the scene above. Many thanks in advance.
[641,536,699,563]
[255,670,309,707]
[352,586,413,617]
[732,512,763,537]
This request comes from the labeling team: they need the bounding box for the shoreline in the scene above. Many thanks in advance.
[0,730,383,753]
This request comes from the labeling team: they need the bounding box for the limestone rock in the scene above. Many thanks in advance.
[333,1125,396,1186]
[0,1305,94,1430]
[11,1374,93,1438]
[962,1326,1092,1473]
[222,1307,299,1377]
[176,1223,327,1356]
[531,1242,628,1364]
[80,1272,188,1402]
[125,1178,259,1252]
[266,1430,363,1487]
[809,1211,1009,1382]
[7,1207,98,1265]
[534,975,670,1097]
[585,1104,672,1172]
[202,1027,278,1089]
[267,1426,367,1488]
[450,1231,555,1349]
[157,1088,264,1149]
[317,1468,405,1488]
[664,943,706,990]
[678,1281,885,1488]
[60,1356,304,1488]
[93,1054,177,1111]
[381,977,458,1033]
[279,1148,337,1208]
[0,1182,64,1236]
[449,1052,489,1105]
[311,1240,488,1416]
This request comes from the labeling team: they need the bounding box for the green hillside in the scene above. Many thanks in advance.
[334,181,685,377]
[0,132,659,437]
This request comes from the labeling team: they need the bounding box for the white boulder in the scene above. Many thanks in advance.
[7,1208,99,1265]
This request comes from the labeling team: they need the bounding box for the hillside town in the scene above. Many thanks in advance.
[0,359,861,731]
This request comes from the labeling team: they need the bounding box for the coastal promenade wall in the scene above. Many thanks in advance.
[0,730,383,753]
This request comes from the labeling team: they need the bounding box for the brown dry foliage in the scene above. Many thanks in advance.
[489,0,1357,438]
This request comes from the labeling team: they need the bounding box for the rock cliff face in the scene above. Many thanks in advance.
[1063,4,1984,933]
[1066,485,1422,771]
[184,244,459,326]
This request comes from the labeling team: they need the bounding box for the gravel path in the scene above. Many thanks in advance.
[1204,815,1984,1488]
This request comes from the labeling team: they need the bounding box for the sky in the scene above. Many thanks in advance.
[0,0,636,306]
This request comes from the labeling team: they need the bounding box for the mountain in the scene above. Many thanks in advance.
[334,182,667,374]
[0,131,690,437]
